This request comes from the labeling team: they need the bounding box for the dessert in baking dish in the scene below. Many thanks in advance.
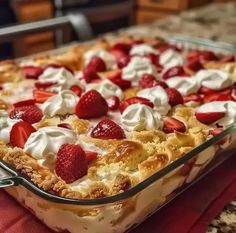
[0,37,236,200]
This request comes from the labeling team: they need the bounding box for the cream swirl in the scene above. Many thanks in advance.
[121,103,161,132]
[195,69,232,90]
[137,86,171,115]
[130,44,158,56]
[166,77,200,96]
[122,56,158,85]
[0,110,19,143]
[159,49,183,69]
[86,79,123,100]
[38,67,80,92]
[40,90,79,117]
[24,126,77,160]
[84,49,117,70]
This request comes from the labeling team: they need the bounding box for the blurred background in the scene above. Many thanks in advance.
[0,0,235,59]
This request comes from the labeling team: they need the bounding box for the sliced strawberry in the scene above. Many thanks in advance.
[10,121,36,148]
[91,119,126,140]
[220,55,235,63]
[13,99,35,108]
[33,90,56,103]
[162,66,187,80]
[82,66,101,83]
[107,96,120,111]
[110,47,131,69]
[203,93,233,103]
[209,127,227,145]
[35,81,57,89]
[86,56,106,72]
[183,94,203,103]
[57,123,72,130]
[200,87,232,95]
[109,72,131,90]
[117,55,131,69]
[55,144,88,183]
[120,97,154,113]
[85,151,98,163]
[195,112,225,124]
[70,85,83,97]
[186,58,204,72]
[10,105,43,124]
[139,74,168,89]
[145,53,163,72]
[165,88,184,106]
[111,43,132,54]
[75,90,108,119]
[163,117,186,134]
[187,50,218,62]
[22,66,44,80]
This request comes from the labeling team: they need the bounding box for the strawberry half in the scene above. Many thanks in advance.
[139,74,168,89]
[10,105,43,124]
[91,119,126,140]
[109,72,131,90]
[203,93,233,103]
[82,66,101,83]
[111,43,132,54]
[186,58,204,72]
[55,144,88,183]
[22,66,44,80]
[120,97,154,113]
[163,117,186,134]
[70,85,83,97]
[165,88,184,106]
[13,99,35,108]
[183,94,203,103]
[162,66,187,80]
[187,50,218,62]
[75,90,108,119]
[107,96,120,111]
[85,151,98,163]
[195,112,225,124]
[10,121,36,148]
[86,56,106,72]
[33,90,56,103]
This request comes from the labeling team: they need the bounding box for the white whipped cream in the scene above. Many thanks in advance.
[121,103,161,131]
[130,44,158,56]
[40,90,79,117]
[166,77,200,96]
[38,67,80,92]
[122,56,158,85]
[159,49,183,69]
[0,110,19,143]
[84,49,117,70]
[137,86,171,115]
[24,126,77,160]
[195,69,232,90]
[86,79,123,100]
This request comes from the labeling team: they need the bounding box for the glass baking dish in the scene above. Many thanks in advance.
[0,123,236,233]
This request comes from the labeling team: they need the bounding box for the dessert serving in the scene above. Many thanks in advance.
[0,36,236,233]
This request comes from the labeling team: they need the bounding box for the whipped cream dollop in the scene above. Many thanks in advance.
[122,56,158,85]
[195,69,232,90]
[38,67,80,92]
[40,90,79,117]
[196,101,236,126]
[130,44,158,56]
[121,103,161,132]
[84,49,117,70]
[137,86,171,115]
[24,126,77,160]
[0,110,19,143]
[86,79,123,100]
[166,77,200,96]
[159,49,184,69]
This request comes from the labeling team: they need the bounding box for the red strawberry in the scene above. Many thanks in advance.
[55,144,88,183]
[131,39,144,45]
[87,56,106,72]
[107,96,120,111]
[162,66,187,80]
[146,53,163,72]
[187,50,218,62]
[13,99,35,108]
[10,121,36,148]
[165,88,184,106]
[209,128,226,145]
[85,151,98,163]
[22,66,43,80]
[75,90,108,119]
[57,123,72,130]
[70,85,82,97]
[109,72,131,90]
[33,90,56,103]
[195,112,225,124]
[120,97,154,113]
[82,66,101,83]
[183,94,203,103]
[163,117,186,134]
[111,43,131,54]
[139,74,168,89]
[220,55,235,63]
[200,87,232,95]
[91,119,126,140]
[186,58,204,72]
[203,93,233,103]
[117,55,131,69]
[10,105,43,124]
[35,81,57,89]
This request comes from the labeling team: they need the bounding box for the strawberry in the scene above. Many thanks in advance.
[86,56,106,72]
[33,90,56,103]
[220,55,235,63]
[117,55,131,69]
[10,105,43,124]
[109,72,131,90]
[131,39,144,45]
[203,93,233,103]
[107,96,120,110]
[13,99,35,108]
[82,66,101,83]
[183,94,203,103]
[187,50,218,62]
[158,45,181,53]
[57,123,72,130]
[165,88,184,106]
[186,58,204,72]
[145,53,163,72]
[22,66,44,80]
[195,112,225,124]
[91,119,126,140]
[10,121,36,148]
[120,96,154,113]
[139,74,168,89]
[85,151,98,163]
[199,87,232,95]
[162,66,187,80]
[110,47,131,69]
[70,85,82,97]
[163,117,186,134]
[111,43,132,54]
[35,81,57,89]
[55,144,88,183]
[209,128,227,145]
[75,90,108,119]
